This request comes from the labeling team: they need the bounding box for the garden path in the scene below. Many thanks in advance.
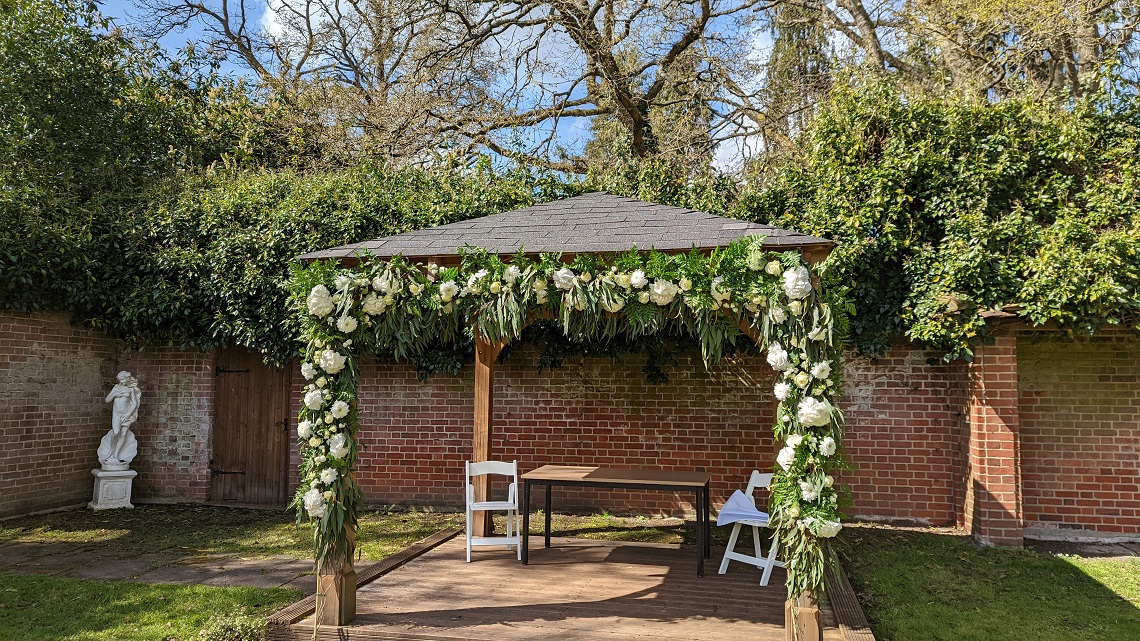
[0,539,315,593]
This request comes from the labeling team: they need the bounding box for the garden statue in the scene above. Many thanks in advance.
[98,371,141,470]
[90,371,141,510]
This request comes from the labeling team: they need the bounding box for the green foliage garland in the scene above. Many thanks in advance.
[289,236,848,599]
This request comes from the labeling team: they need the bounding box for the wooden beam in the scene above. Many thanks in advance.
[472,334,506,537]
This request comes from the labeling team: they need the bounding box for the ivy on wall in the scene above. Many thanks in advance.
[289,236,851,599]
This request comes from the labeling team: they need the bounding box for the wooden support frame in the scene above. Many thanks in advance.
[472,334,508,537]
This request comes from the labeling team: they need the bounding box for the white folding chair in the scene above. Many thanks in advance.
[717,470,785,586]
[465,460,521,562]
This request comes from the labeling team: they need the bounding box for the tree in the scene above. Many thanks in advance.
[136,0,496,164]
[438,0,774,171]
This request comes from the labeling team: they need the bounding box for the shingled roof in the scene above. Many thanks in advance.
[298,192,832,263]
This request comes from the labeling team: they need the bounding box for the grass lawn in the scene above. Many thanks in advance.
[0,504,463,560]
[838,525,1140,641]
[0,574,296,641]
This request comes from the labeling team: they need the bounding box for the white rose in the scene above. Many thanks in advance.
[777,446,796,471]
[361,293,385,315]
[532,278,548,292]
[819,436,837,457]
[303,488,327,518]
[331,400,350,419]
[817,520,843,538]
[580,272,592,282]
[811,361,832,379]
[617,273,632,288]
[769,306,787,324]
[318,349,347,374]
[783,265,812,300]
[297,420,313,439]
[798,397,833,427]
[320,468,338,484]
[504,265,522,284]
[649,279,679,305]
[553,268,577,290]
[408,282,423,295]
[308,436,322,448]
[301,362,316,380]
[439,281,459,302]
[316,376,326,388]
[765,260,783,276]
[336,316,358,333]
[794,371,811,388]
[786,504,801,518]
[314,454,326,464]
[823,475,834,488]
[774,381,792,401]
[766,342,791,371]
[328,433,351,459]
[306,285,334,318]
[630,270,648,289]
[789,300,804,316]
[679,277,693,291]
[303,389,324,411]
[786,433,804,448]
[637,291,650,304]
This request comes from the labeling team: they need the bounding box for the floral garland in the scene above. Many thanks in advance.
[289,235,845,598]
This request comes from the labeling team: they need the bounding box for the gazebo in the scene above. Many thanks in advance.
[291,192,844,639]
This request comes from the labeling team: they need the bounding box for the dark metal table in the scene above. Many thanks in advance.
[520,465,712,576]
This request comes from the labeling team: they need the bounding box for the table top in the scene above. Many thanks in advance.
[522,465,711,487]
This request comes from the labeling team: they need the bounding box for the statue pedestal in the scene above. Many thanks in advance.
[89,468,137,510]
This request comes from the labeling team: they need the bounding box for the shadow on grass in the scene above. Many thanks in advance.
[0,573,296,641]
[0,504,462,561]
[838,526,1140,641]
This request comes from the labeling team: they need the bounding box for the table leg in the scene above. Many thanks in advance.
[704,482,711,559]
[696,487,704,577]
[544,484,552,549]
[522,481,530,565]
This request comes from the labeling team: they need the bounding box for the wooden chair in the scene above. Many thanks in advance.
[465,460,521,562]
[717,470,784,586]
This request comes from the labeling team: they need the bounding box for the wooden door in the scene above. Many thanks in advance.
[210,348,291,505]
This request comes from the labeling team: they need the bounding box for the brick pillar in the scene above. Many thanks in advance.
[963,333,1024,546]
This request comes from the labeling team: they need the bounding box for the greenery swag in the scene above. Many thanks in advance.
[290,235,846,597]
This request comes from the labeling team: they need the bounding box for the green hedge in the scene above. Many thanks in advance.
[737,78,1140,358]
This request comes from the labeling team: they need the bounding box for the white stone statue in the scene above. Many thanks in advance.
[98,371,141,471]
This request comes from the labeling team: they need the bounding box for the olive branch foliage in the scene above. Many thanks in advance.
[288,235,851,599]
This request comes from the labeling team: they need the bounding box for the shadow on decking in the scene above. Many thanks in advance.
[274,535,847,641]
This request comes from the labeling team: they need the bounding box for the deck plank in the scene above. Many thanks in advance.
[286,536,845,641]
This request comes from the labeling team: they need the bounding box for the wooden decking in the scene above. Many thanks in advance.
[272,534,847,641]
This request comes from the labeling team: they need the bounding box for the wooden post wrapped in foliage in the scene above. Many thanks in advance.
[289,236,850,627]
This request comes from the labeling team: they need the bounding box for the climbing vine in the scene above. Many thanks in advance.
[288,235,848,598]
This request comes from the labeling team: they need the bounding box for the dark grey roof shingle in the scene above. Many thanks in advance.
[298,192,831,261]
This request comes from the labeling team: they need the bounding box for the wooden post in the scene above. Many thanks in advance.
[784,592,823,641]
[315,526,357,625]
[473,335,505,537]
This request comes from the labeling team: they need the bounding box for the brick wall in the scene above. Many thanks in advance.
[0,312,119,517]
[351,345,778,515]
[964,334,1025,546]
[1019,331,1140,534]
[117,349,214,502]
[840,345,968,526]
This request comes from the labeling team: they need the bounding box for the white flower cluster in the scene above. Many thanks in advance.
[307,285,334,317]
[797,397,833,427]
